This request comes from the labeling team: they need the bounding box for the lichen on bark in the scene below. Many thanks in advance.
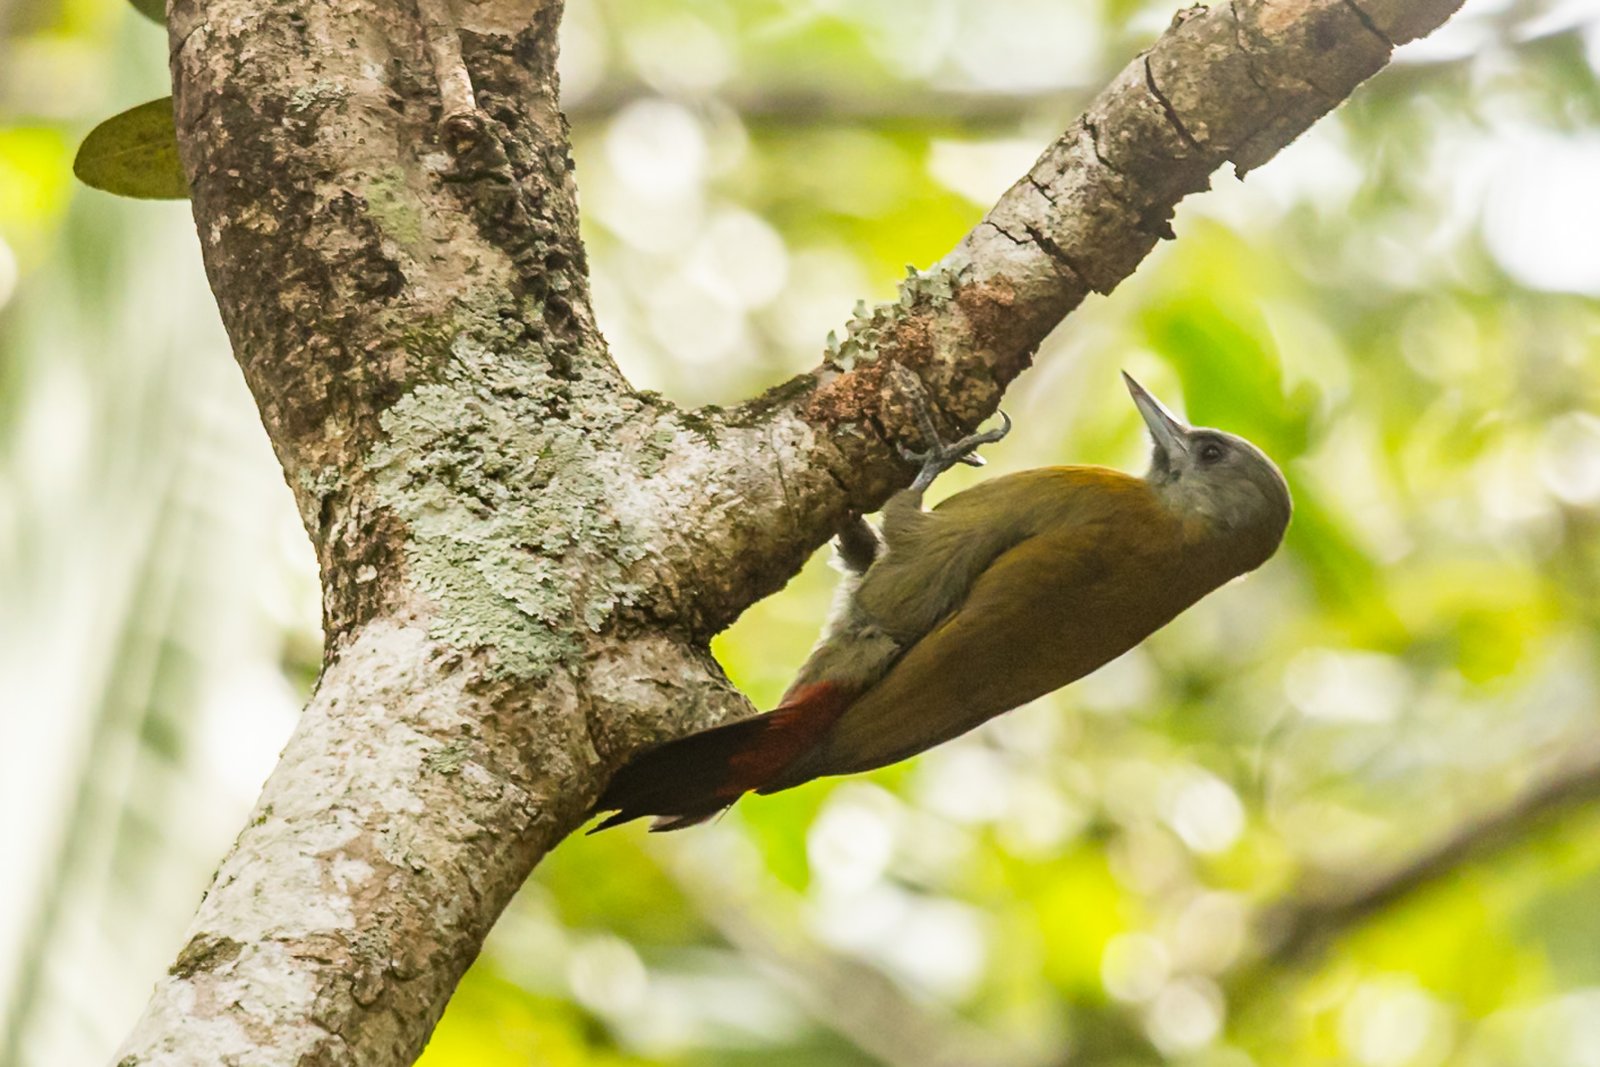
[368,324,650,680]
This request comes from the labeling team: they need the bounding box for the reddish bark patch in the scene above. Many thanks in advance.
[952,275,1041,384]
[880,311,935,369]
[802,310,935,426]
[805,360,889,425]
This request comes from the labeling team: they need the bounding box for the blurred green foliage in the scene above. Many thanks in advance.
[7,1,1600,1066]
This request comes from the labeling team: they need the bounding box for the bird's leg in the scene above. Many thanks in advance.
[900,407,1013,494]
[834,513,883,575]
[878,407,1012,547]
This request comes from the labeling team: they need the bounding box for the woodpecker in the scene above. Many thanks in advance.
[593,373,1291,831]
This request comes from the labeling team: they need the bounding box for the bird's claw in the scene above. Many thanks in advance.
[903,410,1012,492]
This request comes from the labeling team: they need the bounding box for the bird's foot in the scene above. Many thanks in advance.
[900,406,1012,492]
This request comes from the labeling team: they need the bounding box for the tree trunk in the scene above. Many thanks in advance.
[115,0,1463,1063]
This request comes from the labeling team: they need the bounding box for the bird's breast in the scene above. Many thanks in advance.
[995,528,1214,701]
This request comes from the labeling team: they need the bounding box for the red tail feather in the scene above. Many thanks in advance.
[590,682,853,832]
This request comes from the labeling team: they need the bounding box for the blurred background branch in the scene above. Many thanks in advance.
[664,844,1045,1067]
[567,82,1090,126]
[1258,739,1600,972]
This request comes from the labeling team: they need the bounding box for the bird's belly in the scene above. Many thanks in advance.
[812,557,1211,778]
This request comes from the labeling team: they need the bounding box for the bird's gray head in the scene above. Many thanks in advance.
[1123,371,1292,568]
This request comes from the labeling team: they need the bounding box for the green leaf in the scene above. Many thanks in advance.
[130,0,165,23]
[73,97,187,200]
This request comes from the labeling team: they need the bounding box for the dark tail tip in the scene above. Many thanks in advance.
[587,803,725,834]
[586,719,760,833]
[587,684,852,833]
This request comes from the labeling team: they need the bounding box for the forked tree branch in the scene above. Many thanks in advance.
[112,2,1464,1065]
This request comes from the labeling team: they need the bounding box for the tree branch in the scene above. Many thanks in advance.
[111,1,1465,1064]
[644,0,1466,639]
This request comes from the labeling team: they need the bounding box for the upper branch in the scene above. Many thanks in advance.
[642,0,1464,638]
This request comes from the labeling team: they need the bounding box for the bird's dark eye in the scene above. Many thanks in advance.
[1198,440,1226,465]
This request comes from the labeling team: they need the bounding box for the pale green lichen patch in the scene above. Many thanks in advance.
[288,79,348,114]
[368,328,648,680]
[364,168,425,250]
[170,933,244,979]
[635,425,679,477]
[421,739,472,776]
[297,464,344,503]
[824,263,964,372]
[298,464,341,492]
[903,261,961,304]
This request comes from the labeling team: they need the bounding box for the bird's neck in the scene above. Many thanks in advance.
[1183,516,1282,583]
[1146,479,1283,578]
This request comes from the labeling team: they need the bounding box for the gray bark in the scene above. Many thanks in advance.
[115,1,1463,1064]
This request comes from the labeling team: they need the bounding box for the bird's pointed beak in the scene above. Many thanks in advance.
[1122,371,1190,460]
